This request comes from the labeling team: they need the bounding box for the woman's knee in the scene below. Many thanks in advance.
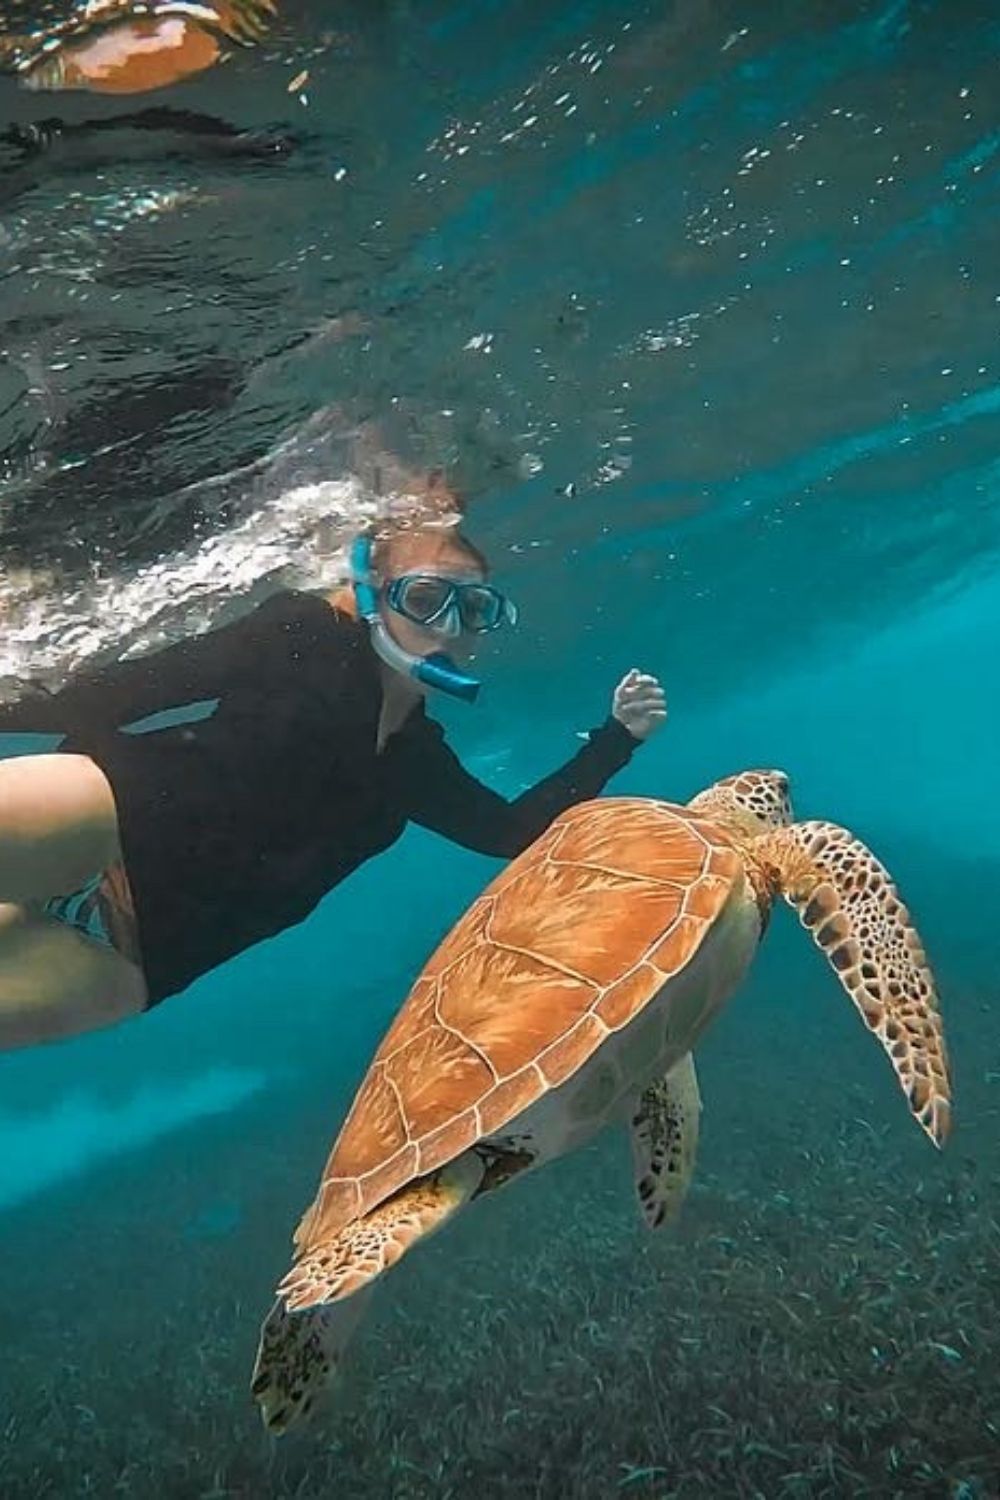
[0,909,147,1050]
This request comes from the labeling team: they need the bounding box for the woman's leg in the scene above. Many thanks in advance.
[0,752,148,1049]
[0,753,122,902]
[0,904,147,1049]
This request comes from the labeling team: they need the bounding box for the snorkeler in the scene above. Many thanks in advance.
[0,513,666,1051]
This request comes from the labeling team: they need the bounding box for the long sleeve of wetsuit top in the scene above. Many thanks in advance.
[402,715,640,858]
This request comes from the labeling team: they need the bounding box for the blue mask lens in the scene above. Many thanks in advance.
[388,575,516,634]
[456,583,506,632]
[394,575,454,626]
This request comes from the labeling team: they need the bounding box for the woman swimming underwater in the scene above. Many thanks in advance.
[0,509,666,1050]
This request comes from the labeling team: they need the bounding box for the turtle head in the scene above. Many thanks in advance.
[687,769,793,838]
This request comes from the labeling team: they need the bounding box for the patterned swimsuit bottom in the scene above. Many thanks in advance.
[39,863,142,968]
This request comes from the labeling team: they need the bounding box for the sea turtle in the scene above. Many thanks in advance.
[251,769,951,1434]
[0,0,275,94]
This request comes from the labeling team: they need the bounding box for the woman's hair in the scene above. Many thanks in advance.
[368,468,490,579]
[372,524,489,580]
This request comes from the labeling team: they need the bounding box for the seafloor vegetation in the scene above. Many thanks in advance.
[2,976,998,1499]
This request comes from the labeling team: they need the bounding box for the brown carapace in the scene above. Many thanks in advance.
[251,769,951,1434]
[291,797,744,1270]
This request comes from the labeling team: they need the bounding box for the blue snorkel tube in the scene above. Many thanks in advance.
[350,535,482,703]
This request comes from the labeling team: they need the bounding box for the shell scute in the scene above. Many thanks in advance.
[489,859,685,987]
[484,817,570,895]
[596,961,666,1030]
[476,1067,545,1136]
[538,1014,611,1087]
[376,974,438,1053]
[414,1109,480,1176]
[436,941,595,1076]
[422,897,493,979]
[552,797,704,884]
[684,871,737,919]
[357,1145,419,1221]
[332,1066,406,1179]
[651,914,713,977]
[384,1025,495,1138]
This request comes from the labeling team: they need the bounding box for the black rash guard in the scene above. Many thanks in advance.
[0,590,639,1005]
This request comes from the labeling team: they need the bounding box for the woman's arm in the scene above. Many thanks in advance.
[400,714,642,859]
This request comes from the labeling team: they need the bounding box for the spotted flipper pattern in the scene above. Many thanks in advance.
[252,1153,483,1433]
[629,1052,702,1229]
[760,820,951,1147]
[251,1286,374,1436]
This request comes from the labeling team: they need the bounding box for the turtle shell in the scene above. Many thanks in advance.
[1,0,273,94]
[295,796,741,1253]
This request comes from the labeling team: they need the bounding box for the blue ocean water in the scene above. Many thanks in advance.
[1,0,999,1494]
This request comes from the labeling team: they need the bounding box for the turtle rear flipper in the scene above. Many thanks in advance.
[284,1152,484,1312]
[251,1287,374,1436]
[253,1154,484,1433]
[760,820,951,1146]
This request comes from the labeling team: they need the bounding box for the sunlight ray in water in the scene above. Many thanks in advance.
[0,1065,266,1211]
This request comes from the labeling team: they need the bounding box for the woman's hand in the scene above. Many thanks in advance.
[612,669,667,742]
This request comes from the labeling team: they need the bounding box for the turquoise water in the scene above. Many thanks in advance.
[1,0,1000,1494]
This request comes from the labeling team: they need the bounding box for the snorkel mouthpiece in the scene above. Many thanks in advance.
[350,534,483,703]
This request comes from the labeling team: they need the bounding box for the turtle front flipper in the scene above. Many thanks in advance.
[628,1053,701,1229]
[759,821,951,1147]
[252,1153,484,1433]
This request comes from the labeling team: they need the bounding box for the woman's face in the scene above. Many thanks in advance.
[378,561,486,669]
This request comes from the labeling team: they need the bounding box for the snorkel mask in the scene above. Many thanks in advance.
[350,535,516,702]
